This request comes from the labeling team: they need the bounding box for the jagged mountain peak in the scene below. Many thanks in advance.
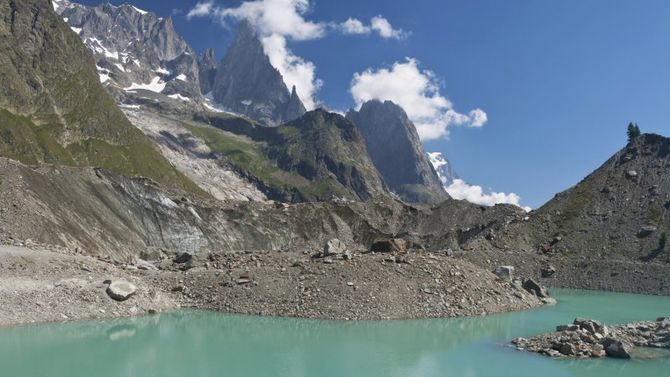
[57,0,203,110]
[428,151,457,187]
[211,20,306,126]
[346,99,449,204]
[198,48,218,95]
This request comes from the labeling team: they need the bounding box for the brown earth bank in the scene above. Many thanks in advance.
[0,243,546,327]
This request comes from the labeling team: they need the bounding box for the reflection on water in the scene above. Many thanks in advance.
[1,289,669,377]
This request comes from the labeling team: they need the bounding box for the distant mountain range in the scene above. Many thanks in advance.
[51,0,446,204]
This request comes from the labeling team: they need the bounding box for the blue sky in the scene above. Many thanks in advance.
[78,0,670,208]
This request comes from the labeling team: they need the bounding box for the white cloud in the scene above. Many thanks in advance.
[446,179,531,211]
[338,16,407,39]
[350,58,487,140]
[187,1,407,111]
[340,18,369,35]
[370,15,406,39]
[469,109,487,127]
[186,1,214,19]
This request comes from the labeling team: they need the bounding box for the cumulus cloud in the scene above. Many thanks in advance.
[187,0,406,111]
[446,179,531,211]
[339,16,407,39]
[370,15,406,39]
[350,58,487,140]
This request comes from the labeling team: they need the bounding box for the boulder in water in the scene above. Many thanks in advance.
[602,337,631,359]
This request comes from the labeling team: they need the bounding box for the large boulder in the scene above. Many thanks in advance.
[323,239,346,257]
[574,318,607,336]
[493,266,514,281]
[522,278,550,298]
[106,280,137,301]
[174,252,193,264]
[602,337,631,359]
[370,238,410,253]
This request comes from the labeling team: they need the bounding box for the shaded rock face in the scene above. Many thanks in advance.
[499,133,670,263]
[197,48,217,95]
[262,110,387,201]
[56,0,203,108]
[194,109,387,202]
[346,100,449,204]
[212,21,306,126]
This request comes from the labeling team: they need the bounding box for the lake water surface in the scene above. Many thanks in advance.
[1,289,669,377]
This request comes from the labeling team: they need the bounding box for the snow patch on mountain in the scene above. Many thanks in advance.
[168,93,191,102]
[125,77,166,93]
[427,152,455,186]
[130,5,148,15]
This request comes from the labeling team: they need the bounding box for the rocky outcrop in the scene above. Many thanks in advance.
[197,48,217,95]
[346,100,449,204]
[56,0,203,110]
[513,317,670,359]
[212,20,306,126]
[497,133,670,263]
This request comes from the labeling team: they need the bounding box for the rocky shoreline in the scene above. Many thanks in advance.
[512,317,670,359]
[0,241,551,327]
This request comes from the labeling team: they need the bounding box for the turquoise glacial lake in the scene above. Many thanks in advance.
[1,289,669,377]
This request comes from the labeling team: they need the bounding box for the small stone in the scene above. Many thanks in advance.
[541,265,556,278]
[559,343,576,356]
[136,259,158,271]
[591,344,606,358]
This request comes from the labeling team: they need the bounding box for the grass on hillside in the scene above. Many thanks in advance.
[0,109,207,197]
[181,119,350,200]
